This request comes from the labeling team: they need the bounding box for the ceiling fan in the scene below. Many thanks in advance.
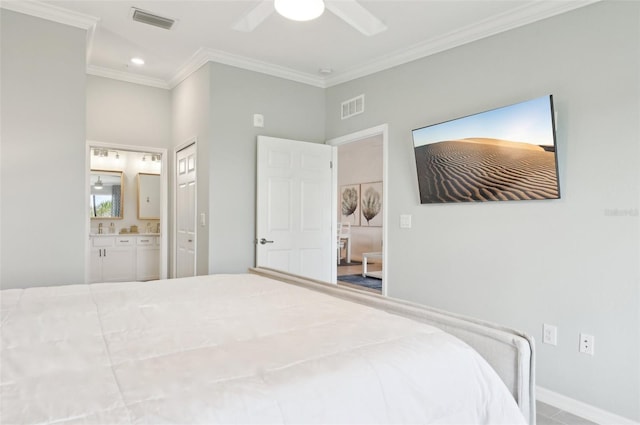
[232,0,387,36]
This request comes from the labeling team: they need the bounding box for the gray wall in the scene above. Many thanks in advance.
[2,2,637,419]
[325,2,639,420]
[1,10,87,289]
[208,63,326,273]
[171,64,211,276]
[86,75,171,148]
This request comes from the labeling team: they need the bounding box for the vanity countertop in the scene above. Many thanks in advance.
[90,233,161,237]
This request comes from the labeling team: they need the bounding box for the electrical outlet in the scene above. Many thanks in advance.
[579,333,595,355]
[543,324,558,346]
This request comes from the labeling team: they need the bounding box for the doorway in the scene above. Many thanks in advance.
[327,124,388,295]
[85,141,168,283]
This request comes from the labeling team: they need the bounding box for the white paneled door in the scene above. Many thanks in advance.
[256,136,334,282]
[176,143,196,278]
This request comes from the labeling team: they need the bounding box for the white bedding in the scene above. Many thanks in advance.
[1,274,526,424]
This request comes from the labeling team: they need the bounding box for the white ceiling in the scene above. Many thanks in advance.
[3,0,597,89]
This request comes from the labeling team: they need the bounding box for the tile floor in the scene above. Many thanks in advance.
[537,401,597,425]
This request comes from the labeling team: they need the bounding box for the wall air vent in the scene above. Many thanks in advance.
[341,94,364,120]
[131,8,176,30]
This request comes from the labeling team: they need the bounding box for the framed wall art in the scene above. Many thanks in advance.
[340,184,360,226]
[360,181,382,227]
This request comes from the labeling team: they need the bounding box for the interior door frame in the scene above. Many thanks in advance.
[173,137,197,278]
[326,124,389,296]
[85,141,169,282]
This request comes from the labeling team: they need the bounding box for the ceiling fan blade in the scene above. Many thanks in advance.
[325,0,387,36]
[232,0,275,32]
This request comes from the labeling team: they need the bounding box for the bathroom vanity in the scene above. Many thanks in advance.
[89,234,160,283]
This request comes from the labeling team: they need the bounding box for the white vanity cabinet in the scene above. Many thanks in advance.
[136,236,160,281]
[90,235,160,283]
[90,236,136,283]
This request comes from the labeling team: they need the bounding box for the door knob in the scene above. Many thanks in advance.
[259,238,274,245]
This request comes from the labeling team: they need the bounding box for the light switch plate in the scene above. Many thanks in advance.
[253,114,264,127]
[400,214,412,228]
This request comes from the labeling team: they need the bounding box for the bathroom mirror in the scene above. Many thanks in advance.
[90,170,124,219]
[137,173,160,219]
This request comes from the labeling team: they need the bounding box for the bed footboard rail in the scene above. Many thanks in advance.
[249,267,536,425]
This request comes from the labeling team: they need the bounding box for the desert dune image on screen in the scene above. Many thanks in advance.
[412,95,560,204]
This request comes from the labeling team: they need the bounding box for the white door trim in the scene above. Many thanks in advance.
[173,137,197,278]
[85,140,169,282]
[326,124,389,296]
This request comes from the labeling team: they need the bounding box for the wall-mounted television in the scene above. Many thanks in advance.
[412,95,560,204]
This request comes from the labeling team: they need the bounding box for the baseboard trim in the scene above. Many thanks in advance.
[536,386,638,425]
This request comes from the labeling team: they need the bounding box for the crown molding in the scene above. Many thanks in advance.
[3,0,600,91]
[0,0,98,29]
[171,0,599,89]
[323,0,600,87]
[169,47,325,89]
[87,65,170,90]
[168,48,215,89]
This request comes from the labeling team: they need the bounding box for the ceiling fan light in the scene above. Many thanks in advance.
[275,0,325,22]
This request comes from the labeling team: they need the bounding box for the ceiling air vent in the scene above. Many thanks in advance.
[131,8,176,30]
[341,94,364,120]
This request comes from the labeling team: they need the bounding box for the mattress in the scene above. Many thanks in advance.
[1,273,526,424]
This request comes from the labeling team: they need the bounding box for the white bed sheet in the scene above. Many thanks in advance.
[1,274,526,424]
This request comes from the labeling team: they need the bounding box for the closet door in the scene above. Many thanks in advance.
[176,143,196,278]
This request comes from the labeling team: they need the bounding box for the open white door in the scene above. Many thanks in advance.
[256,136,334,282]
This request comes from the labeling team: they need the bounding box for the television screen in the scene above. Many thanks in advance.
[412,95,560,204]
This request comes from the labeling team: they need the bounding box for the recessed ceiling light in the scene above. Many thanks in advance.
[319,68,333,75]
[131,57,145,66]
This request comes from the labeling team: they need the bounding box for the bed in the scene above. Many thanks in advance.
[1,267,534,425]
